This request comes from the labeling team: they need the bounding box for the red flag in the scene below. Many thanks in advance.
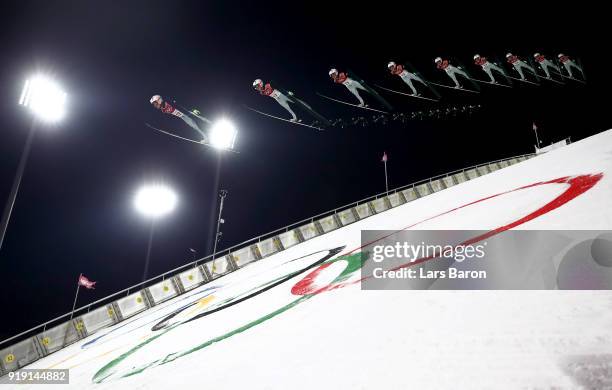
[381,152,388,163]
[78,274,96,289]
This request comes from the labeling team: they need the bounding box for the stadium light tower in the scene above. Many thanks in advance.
[133,183,177,281]
[210,189,228,274]
[0,75,67,254]
[209,119,237,150]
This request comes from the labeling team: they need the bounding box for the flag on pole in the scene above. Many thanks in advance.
[78,274,96,289]
[381,151,388,162]
[532,122,542,145]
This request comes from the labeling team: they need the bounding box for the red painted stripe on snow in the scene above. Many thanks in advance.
[292,173,603,295]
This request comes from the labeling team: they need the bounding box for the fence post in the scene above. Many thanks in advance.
[142,289,155,308]
[32,336,46,358]
[293,228,305,243]
[226,254,239,271]
[367,202,377,215]
[313,219,325,235]
[199,264,213,282]
[426,181,435,193]
[397,190,407,204]
[0,355,6,376]
[111,302,124,322]
[332,213,343,227]
[250,245,263,261]
[171,276,185,295]
[273,236,285,252]
[383,196,392,209]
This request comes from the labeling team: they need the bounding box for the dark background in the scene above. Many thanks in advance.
[0,2,607,339]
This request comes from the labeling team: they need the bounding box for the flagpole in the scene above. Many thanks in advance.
[533,123,541,148]
[384,160,388,193]
[70,274,82,320]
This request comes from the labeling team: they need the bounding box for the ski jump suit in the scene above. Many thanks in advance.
[259,83,298,120]
[436,60,469,88]
[390,64,426,95]
[474,57,506,83]
[334,72,367,106]
[506,55,536,80]
[159,101,207,138]
[534,54,561,79]
[558,55,584,79]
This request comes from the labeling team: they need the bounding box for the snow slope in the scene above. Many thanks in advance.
[14,130,612,389]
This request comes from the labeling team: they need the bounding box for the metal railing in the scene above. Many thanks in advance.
[0,152,536,353]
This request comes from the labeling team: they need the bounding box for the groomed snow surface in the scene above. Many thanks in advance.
[15,130,612,389]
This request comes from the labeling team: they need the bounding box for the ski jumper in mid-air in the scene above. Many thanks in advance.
[557,54,584,79]
[252,79,299,121]
[251,79,331,126]
[505,53,537,80]
[387,62,427,95]
[533,53,561,79]
[473,54,507,83]
[150,95,208,142]
[434,57,470,88]
[328,69,369,106]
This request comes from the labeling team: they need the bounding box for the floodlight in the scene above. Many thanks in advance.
[19,76,67,122]
[209,119,237,150]
[134,184,177,218]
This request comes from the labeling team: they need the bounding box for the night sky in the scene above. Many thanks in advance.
[0,2,607,339]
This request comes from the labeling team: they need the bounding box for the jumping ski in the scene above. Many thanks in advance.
[244,106,326,131]
[284,91,332,126]
[316,93,390,114]
[540,76,565,85]
[145,123,239,153]
[374,84,439,102]
[469,78,512,88]
[426,81,480,94]
[558,74,586,84]
[505,75,539,85]
[551,65,586,84]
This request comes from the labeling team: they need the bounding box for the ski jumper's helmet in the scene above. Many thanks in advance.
[150,95,162,104]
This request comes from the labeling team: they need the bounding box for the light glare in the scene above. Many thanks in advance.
[19,76,67,122]
[134,184,177,218]
[209,119,237,150]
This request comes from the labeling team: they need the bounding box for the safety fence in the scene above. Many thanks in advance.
[0,152,536,375]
